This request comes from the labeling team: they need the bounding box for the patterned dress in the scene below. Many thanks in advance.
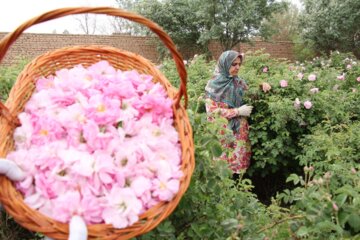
[205,99,251,173]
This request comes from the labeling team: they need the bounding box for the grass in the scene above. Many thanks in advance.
[0,209,42,240]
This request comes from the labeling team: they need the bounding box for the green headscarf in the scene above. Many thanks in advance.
[205,50,246,132]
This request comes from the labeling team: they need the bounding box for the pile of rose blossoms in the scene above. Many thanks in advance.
[6,60,183,229]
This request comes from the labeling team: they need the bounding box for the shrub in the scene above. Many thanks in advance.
[1,51,359,239]
[0,59,29,102]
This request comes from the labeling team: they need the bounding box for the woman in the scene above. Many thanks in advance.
[205,50,253,173]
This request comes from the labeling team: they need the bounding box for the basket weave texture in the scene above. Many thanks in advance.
[0,7,194,240]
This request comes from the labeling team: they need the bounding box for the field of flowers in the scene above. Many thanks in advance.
[0,50,359,239]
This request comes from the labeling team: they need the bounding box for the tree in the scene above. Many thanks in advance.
[116,0,285,53]
[112,0,147,35]
[195,0,285,50]
[133,0,203,50]
[300,0,360,58]
[75,13,98,35]
[260,1,301,41]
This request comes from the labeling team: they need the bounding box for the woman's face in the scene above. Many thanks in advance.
[229,57,242,76]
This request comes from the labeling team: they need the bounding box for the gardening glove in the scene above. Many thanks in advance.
[236,104,253,117]
[68,216,88,240]
[0,158,25,181]
[43,215,88,240]
[0,158,25,210]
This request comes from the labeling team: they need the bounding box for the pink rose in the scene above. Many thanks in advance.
[279,80,288,88]
[304,101,312,109]
[332,202,339,211]
[357,76,360,82]
[337,74,345,80]
[310,88,319,94]
[308,74,316,81]
[261,82,272,93]
[346,64,352,69]
[262,67,268,73]
[7,60,183,228]
[297,72,304,80]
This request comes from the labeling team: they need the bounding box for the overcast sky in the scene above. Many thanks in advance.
[0,0,303,34]
[0,0,117,34]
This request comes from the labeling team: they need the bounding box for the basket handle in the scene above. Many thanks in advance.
[0,7,188,123]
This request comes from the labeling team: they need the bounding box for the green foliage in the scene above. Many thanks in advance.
[1,51,360,239]
[137,56,270,239]
[0,210,43,240]
[127,0,205,55]
[300,0,360,58]
[0,60,29,102]
[292,34,318,62]
[260,1,301,41]
[278,163,360,238]
[238,50,360,179]
[128,0,285,52]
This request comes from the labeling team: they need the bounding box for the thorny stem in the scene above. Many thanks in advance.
[304,171,309,189]
[257,215,305,233]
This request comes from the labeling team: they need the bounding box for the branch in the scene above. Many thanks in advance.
[257,215,304,233]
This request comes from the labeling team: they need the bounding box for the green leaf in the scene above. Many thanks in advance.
[316,220,340,233]
[348,213,360,232]
[286,174,300,185]
[221,218,239,232]
[296,226,309,237]
[334,193,348,207]
[338,211,350,227]
[211,141,223,158]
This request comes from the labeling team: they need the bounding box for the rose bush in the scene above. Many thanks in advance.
[152,50,360,239]
[0,50,359,239]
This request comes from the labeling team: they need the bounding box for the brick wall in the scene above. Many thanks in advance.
[208,40,295,61]
[0,32,295,66]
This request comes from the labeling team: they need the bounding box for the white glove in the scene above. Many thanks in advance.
[236,105,253,117]
[0,158,25,181]
[68,215,88,240]
[0,159,25,211]
[43,215,88,240]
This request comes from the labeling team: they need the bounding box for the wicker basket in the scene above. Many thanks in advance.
[0,7,194,240]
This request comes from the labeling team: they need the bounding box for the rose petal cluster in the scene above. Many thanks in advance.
[310,88,319,94]
[337,73,345,81]
[297,72,304,80]
[279,80,288,88]
[294,98,312,110]
[7,60,182,229]
[304,100,313,109]
[308,74,316,81]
